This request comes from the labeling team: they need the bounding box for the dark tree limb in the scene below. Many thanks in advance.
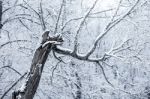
[12,31,63,99]
[0,65,22,76]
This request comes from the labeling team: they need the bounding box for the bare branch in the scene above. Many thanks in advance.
[85,0,139,58]
[106,39,131,56]
[22,0,47,30]
[19,19,32,31]
[73,0,99,53]
[39,0,46,30]
[0,40,31,49]
[0,65,22,76]
[2,4,21,14]
[50,61,61,84]
[96,62,114,87]
[23,0,41,19]
[52,50,66,63]
[61,8,113,31]
[2,15,41,26]
[106,0,123,30]
[54,0,65,34]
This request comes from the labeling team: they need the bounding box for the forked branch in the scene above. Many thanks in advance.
[84,0,139,58]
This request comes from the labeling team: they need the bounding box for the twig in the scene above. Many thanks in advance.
[23,0,41,19]
[50,61,61,84]
[61,8,114,31]
[0,65,22,76]
[0,40,31,49]
[96,62,114,87]
[106,0,123,29]
[39,0,46,30]
[73,0,99,53]
[54,0,65,34]
[19,19,32,31]
[2,4,21,14]
[52,50,66,63]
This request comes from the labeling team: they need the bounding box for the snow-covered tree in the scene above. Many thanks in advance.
[0,0,150,99]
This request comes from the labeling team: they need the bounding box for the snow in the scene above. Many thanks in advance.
[0,0,150,99]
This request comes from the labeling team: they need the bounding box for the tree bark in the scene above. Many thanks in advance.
[12,33,63,99]
[12,44,52,99]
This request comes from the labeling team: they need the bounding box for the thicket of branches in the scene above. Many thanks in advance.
[0,0,150,99]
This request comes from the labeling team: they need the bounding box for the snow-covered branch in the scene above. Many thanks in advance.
[84,0,139,58]
[73,0,99,53]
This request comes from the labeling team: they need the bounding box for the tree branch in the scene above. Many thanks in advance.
[96,62,114,87]
[73,0,99,54]
[0,65,22,76]
[0,40,31,49]
[54,0,65,34]
[84,0,139,58]
[61,8,113,31]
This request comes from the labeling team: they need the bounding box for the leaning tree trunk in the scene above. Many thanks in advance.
[12,31,63,99]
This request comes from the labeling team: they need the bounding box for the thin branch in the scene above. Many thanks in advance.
[96,62,114,87]
[1,72,27,99]
[23,0,41,19]
[61,17,83,31]
[50,61,61,84]
[0,40,31,49]
[39,0,46,30]
[106,39,131,56]
[2,4,21,14]
[84,0,139,58]
[2,16,40,26]
[54,0,65,34]
[22,0,47,29]
[19,19,32,31]
[18,17,41,25]
[61,8,113,31]
[52,50,66,63]
[0,65,22,76]
[73,0,99,53]
[106,0,123,30]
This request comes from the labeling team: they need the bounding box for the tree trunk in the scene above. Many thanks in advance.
[12,44,52,99]
[12,33,63,99]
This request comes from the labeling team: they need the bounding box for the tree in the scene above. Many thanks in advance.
[0,0,149,99]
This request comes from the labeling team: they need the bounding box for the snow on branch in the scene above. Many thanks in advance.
[84,0,140,58]
[54,0,140,63]
[73,0,99,54]
[42,41,63,48]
